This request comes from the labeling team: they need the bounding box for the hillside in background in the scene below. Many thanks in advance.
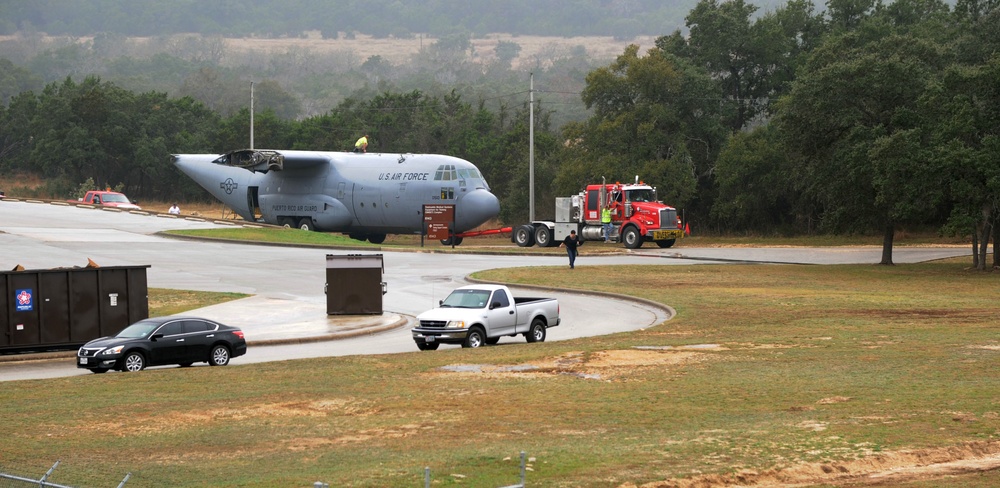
[0,0,793,39]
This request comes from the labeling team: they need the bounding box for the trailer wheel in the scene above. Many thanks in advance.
[514,225,535,247]
[525,319,547,343]
[622,226,644,249]
[655,239,676,248]
[462,327,486,348]
[534,225,553,247]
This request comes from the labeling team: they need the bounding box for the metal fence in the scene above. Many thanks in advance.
[0,461,129,488]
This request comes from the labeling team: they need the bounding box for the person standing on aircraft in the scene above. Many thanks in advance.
[353,134,369,153]
[559,230,583,268]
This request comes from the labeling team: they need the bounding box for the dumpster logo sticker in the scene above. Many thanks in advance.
[15,289,33,312]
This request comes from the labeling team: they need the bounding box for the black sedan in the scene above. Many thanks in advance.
[77,317,247,373]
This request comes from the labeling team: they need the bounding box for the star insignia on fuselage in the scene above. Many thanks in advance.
[220,178,238,194]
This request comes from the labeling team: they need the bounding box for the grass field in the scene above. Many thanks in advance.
[2,256,999,487]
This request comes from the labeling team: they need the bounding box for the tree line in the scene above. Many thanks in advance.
[1,0,998,268]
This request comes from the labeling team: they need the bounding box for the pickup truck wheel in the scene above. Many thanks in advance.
[514,225,535,247]
[462,327,485,348]
[416,341,440,351]
[525,319,547,343]
[622,226,644,249]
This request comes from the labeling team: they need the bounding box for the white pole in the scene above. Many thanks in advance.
[529,73,535,222]
[250,81,254,150]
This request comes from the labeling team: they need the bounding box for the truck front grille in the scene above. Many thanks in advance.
[659,208,678,229]
[419,320,447,329]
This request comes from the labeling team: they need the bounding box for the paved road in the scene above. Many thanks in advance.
[0,201,970,381]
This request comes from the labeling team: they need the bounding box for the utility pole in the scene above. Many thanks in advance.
[250,81,255,150]
[529,72,535,222]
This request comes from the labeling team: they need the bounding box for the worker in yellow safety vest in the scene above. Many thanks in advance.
[601,205,613,242]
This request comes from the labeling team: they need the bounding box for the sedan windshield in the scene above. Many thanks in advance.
[440,289,491,308]
[115,321,160,339]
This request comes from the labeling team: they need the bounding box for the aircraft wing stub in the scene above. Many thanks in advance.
[213,149,284,172]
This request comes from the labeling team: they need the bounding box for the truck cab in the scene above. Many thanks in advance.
[581,181,683,249]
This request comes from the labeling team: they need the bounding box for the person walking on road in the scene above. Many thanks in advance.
[560,230,583,268]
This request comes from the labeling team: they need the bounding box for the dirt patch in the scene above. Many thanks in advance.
[432,347,720,381]
[619,441,1000,487]
[73,398,374,437]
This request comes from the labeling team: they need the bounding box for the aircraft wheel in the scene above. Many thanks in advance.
[297,218,315,231]
[514,225,535,247]
[534,226,553,247]
[278,217,295,228]
[348,232,366,241]
[656,239,676,248]
[622,226,644,249]
[367,234,386,244]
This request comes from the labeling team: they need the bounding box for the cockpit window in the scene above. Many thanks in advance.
[434,165,458,181]
[436,164,489,190]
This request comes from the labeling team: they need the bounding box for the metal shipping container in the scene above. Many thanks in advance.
[1,265,150,352]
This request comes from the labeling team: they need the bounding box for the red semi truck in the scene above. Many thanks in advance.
[513,177,684,249]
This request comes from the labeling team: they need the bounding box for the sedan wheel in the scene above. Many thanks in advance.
[209,345,231,366]
[122,352,145,372]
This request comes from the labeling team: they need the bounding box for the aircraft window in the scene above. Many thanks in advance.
[441,187,455,200]
[449,166,458,180]
[434,170,443,180]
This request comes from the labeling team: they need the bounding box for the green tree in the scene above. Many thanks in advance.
[777,27,950,264]
[559,44,723,223]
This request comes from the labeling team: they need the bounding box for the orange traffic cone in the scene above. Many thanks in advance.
[684,222,691,235]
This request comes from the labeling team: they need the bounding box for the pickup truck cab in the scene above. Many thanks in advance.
[78,190,141,210]
[413,284,560,350]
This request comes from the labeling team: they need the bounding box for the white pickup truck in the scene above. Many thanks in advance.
[412,284,560,350]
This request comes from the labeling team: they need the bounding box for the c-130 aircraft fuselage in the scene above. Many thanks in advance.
[173,149,500,244]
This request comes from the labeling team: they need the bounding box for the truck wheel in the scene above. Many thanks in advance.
[526,319,547,343]
[462,327,486,348]
[514,225,535,247]
[655,239,676,248]
[622,226,644,249]
[368,233,386,244]
[416,341,440,351]
[534,225,553,247]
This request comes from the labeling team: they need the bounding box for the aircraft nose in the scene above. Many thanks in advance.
[458,189,501,231]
